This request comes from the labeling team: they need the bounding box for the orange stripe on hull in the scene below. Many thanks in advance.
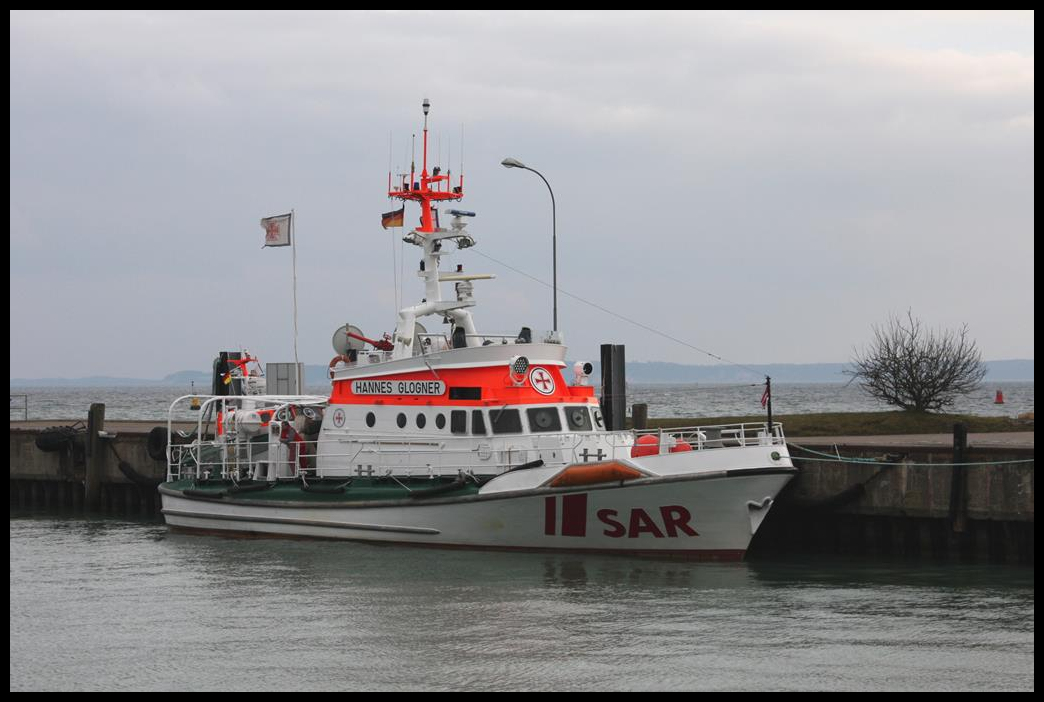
[548,461,644,488]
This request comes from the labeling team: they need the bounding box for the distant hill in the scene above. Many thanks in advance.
[979,359,1036,381]
[10,358,1032,387]
[598,359,1034,384]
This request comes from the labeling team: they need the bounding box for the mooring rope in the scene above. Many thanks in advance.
[788,442,1034,467]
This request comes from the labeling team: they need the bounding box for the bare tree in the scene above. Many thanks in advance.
[845,311,987,412]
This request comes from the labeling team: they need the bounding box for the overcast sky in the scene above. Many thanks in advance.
[10,10,1034,379]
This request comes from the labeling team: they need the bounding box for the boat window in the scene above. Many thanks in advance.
[396,413,407,429]
[450,410,467,434]
[592,408,604,430]
[490,408,523,434]
[416,413,426,429]
[366,412,376,428]
[449,387,482,400]
[527,407,562,433]
[435,413,446,430]
[565,405,593,431]
[471,410,487,436]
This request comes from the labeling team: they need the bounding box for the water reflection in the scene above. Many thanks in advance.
[11,513,1035,692]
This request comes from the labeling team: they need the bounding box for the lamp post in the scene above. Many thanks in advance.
[501,157,557,334]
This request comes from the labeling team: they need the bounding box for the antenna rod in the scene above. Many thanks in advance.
[422,97,430,180]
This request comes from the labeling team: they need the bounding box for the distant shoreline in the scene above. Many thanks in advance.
[10,363,1034,388]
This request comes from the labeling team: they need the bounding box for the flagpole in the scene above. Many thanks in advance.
[291,209,301,389]
[765,375,773,437]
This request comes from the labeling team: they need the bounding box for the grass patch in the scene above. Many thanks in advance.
[644,411,1032,436]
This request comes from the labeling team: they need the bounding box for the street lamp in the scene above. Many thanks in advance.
[501,157,558,335]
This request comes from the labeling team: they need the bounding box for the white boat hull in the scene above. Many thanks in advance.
[160,469,793,559]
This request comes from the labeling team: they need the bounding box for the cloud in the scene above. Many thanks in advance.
[10,11,1034,376]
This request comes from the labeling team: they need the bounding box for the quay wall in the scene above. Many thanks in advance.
[750,441,1033,564]
[10,419,167,516]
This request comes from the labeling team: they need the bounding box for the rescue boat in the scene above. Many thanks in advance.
[158,100,796,559]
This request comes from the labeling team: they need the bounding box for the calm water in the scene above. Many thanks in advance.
[9,382,1035,690]
[9,381,1035,422]
[9,512,1034,691]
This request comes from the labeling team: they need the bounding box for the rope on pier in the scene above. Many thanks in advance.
[788,442,1035,468]
[106,439,163,487]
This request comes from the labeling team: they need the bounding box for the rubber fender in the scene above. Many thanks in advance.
[301,479,353,495]
[35,426,79,452]
[409,477,468,499]
[146,427,168,461]
[227,481,276,494]
[181,488,226,499]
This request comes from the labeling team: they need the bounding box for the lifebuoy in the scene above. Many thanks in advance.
[329,354,350,377]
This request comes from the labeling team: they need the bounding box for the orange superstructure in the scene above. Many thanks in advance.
[330,365,596,407]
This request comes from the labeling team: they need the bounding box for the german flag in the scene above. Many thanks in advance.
[381,207,404,229]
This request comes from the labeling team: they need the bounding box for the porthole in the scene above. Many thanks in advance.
[435,413,446,429]
[365,412,376,428]
[416,413,427,429]
[396,413,407,428]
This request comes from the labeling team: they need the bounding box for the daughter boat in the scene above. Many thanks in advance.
[158,101,796,559]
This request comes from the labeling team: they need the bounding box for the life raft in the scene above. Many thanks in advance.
[547,461,644,488]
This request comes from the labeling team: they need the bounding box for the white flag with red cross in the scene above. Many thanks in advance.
[261,212,292,247]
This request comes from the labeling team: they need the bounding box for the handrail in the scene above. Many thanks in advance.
[166,394,328,481]
[167,426,784,482]
[165,396,787,483]
[635,422,786,448]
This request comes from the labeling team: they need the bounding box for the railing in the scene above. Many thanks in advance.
[166,394,329,481]
[10,394,28,420]
[169,437,555,484]
[417,332,531,351]
[634,422,786,452]
[330,332,555,369]
[166,397,785,484]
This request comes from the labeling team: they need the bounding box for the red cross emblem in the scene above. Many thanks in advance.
[529,367,556,395]
[265,221,282,244]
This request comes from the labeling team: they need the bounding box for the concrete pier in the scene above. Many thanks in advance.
[750,432,1034,564]
[10,418,186,517]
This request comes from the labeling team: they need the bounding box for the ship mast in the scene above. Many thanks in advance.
[388,98,463,232]
[387,99,489,361]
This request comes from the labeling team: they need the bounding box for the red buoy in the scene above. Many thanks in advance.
[994,390,1005,404]
[631,434,660,457]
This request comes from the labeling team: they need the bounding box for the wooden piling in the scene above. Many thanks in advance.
[632,403,648,430]
[85,403,106,511]
[599,344,626,431]
[950,423,969,533]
